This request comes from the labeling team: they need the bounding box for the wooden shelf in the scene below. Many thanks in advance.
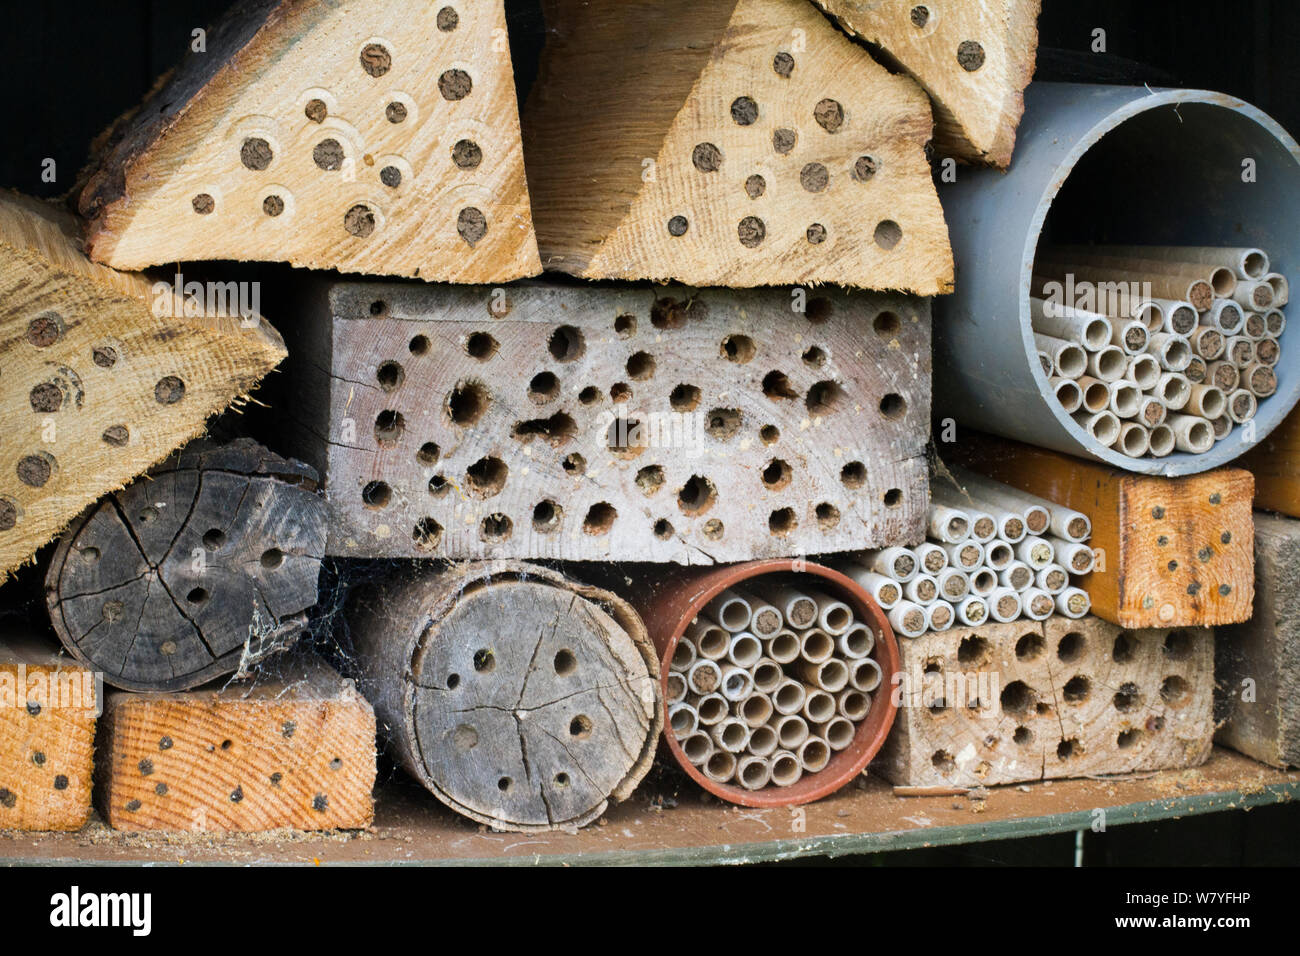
[1,747,1294,865]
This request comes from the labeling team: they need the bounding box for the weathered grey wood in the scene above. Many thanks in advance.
[285,280,931,563]
[1216,511,1300,768]
[44,438,327,692]
[879,616,1214,786]
[349,561,660,832]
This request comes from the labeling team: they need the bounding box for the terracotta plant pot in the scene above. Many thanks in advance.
[633,559,899,807]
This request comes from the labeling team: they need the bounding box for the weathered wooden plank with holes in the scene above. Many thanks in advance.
[950,435,1254,628]
[1216,511,1300,768]
[522,0,952,291]
[77,0,539,282]
[349,561,660,832]
[44,439,327,693]
[814,0,1041,168]
[97,655,375,832]
[0,634,98,831]
[0,191,284,579]
[878,616,1214,787]
[284,281,931,563]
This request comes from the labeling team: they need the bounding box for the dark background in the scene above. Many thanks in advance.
[0,0,1296,865]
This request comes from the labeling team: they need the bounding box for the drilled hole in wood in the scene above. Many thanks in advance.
[1010,632,1043,661]
[931,750,955,774]
[669,383,701,412]
[704,519,725,540]
[773,128,797,154]
[815,503,840,530]
[263,195,285,216]
[344,204,376,238]
[738,216,766,248]
[1113,632,1137,663]
[481,514,512,541]
[604,417,646,458]
[439,68,472,100]
[260,548,285,569]
[570,386,598,406]
[1013,726,1033,745]
[376,361,405,391]
[841,461,866,489]
[583,503,617,536]
[551,649,577,677]
[528,371,560,404]
[800,162,829,193]
[721,335,755,363]
[314,138,345,171]
[447,381,489,426]
[412,517,442,552]
[1000,680,1034,716]
[362,481,391,509]
[814,98,844,133]
[1117,728,1143,750]
[879,392,907,419]
[569,714,593,738]
[192,193,214,214]
[360,42,391,77]
[408,334,429,356]
[884,488,902,508]
[768,507,797,536]
[428,475,450,497]
[186,587,209,604]
[374,409,405,445]
[731,96,759,125]
[93,345,118,367]
[457,207,487,244]
[1057,738,1079,760]
[437,5,459,30]
[958,635,989,665]
[155,376,186,404]
[466,457,508,498]
[562,453,586,476]
[240,137,273,170]
[873,311,901,337]
[378,165,402,188]
[513,412,576,448]
[417,442,440,466]
[0,500,17,532]
[451,139,481,168]
[17,454,52,488]
[705,407,741,441]
[762,458,792,490]
[807,380,844,415]
[957,39,986,71]
[1063,675,1091,703]
[202,529,226,551]
[636,465,664,496]
[610,383,632,403]
[653,518,674,540]
[1163,630,1193,660]
[1057,631,1085,662]
[762,370,798,400]
[548,325,585,362]
[853,155,879,182]
[447,674,460,689]
[874,220,903,250]
[745,174,766,199]
[1113,682,1141,712]
[692,142,722,172]
[678,475,717,515]
[1161,675,1190,706]
[667,216,689,237]
[532,500,562,533]
[28,382,61,412]
[614,314,637,337]
[626,351,655,380]
[305,98,327,123]
[385,101,408,124]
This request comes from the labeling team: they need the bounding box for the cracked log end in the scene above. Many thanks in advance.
[349,561,660,832]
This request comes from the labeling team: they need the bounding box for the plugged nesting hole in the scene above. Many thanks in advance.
[362,481,391,509]
[413,517,443,552]
[677,475,717,516]
[762,458,792,491]
[610,382,631,402]
[155,376,186,404]
[583,503,617,536]
[807,380,844,415]
[841,462,866,489]
[314,138,345,171]
[814,98,844,133]
[562,453,586,476]
[738,216,766,248]
[263,195,285,216]
[451,139,482,168]
[192,193,215,214]
[344,204,376,238]
[958,635,989,665]
[1057,631,1085,662]
[705,407,742,441]
[374,409,405,445]
[481,513,513,541]
[466,332,498,360]
[773,128,797,154]
[376,361,405,391]
[305,98,327,123]
[762,370,798,401]
[773,51,795,77]
[815,503,840,530]
[760,425,780,445]
[910,5,930,27]
[636,465,665,496]
[703,519,724,540]
[360,42,391,77]
[1000,680,1034,716]
[93,345,118,367]
[667,216,689,237]
[853,155,880,182]
[439,68,472,101]
[670,383,701,411]
[457,207,487,245]
[731,96,759,125]
[692,142,722,172]
[447,381,489,426]
[769,507,797,536]
[465,456,508,498]
[386,101,408,124]
[957,39,986,71]
[528,371,560,404]
[240,136,273,171]
[807,224,827,245]
[532,500,562,533]
[745,174,766,199]
[437,5,459,30]
[800,162,829,193]
[102,426,129,447]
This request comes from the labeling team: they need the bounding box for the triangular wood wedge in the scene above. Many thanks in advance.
[78,0,540,282]
[0,192,284,578]
[524,0,953,293]
[815,0,1041,168]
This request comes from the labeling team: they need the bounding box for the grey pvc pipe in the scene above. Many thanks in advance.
[934,83,1300,476]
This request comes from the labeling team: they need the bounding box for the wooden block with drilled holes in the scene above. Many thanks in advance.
[0,192,284,579]
[0,634,98,831]
[878,616,1214,787]
[522,0,952,291]
[45,439,328,693]
[814,0,1041,167]
[349,561,659,832]
[77,0,539,282]
[1215,511,1300,768]
[950,436,1254,628]
[97,655,375,832]
[284,281,931,562]
[1238,404,1300,518]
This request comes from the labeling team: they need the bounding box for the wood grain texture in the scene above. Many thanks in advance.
[0,192,284,579]
[97,655,375,832]
[879,616,1214,786]
[286,281,930,562]
[815,0,1041,167]
[45,439,327,692]
[0,634,98,831]
[1216,511,1300,768]
[952,436,1254,628]
[523,0,953,292]
[349,561,660,832]
[78,0,540,282]
[1239,403,1300,518]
